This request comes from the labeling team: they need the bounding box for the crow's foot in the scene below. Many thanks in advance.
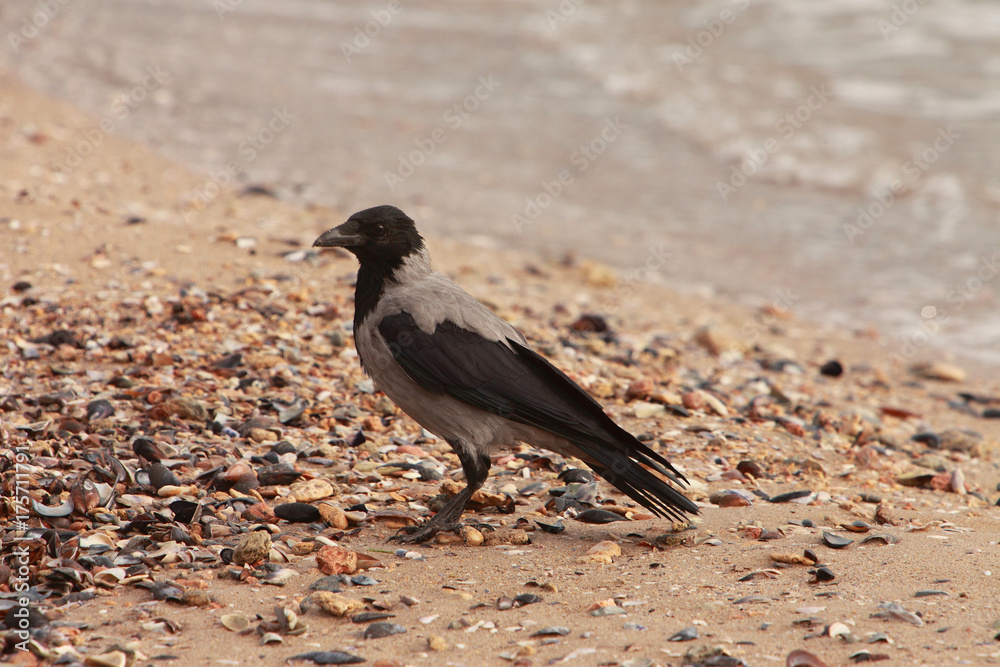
[387,521,463,545]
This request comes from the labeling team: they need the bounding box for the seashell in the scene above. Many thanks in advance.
[352,612,395,624]
[221,613,251,632]
[80,533,116,551]
[534,519,565,534]
[93,567,127,587]
[363,622,407,639]
[787,649,828,667]
[148,463,181,490]
[32,498,75,518]
[274,503,322,523]
[86,399,114,421]
[71,478,101,514]
[821,532,853,549]
[287,652,364,665]
[668,626,699,642]
[575,508,626,524]
[558,468,595,484]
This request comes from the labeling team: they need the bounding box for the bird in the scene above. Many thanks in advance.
[314,205,698,543]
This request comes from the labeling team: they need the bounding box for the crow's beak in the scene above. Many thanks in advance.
[313,220,364,248]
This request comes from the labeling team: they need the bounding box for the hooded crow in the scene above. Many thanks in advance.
[314,205,698,543]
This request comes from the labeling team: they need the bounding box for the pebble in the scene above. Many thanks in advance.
[938,428,983,453]
[577,540,621,564]
[819,360,843,377]
[461,525,485,546]
[911,361,966,382]
[233,531,272,565]
[312,592,364,617]
[710,490,752,507]
[316,545,358,575]
[289,478,336,502]
[318,503,349,529]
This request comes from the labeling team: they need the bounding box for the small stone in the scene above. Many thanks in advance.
[434,532,464,545]
[819,360,843,377]
[181,590,213,607]
[625,378,653,401]
[428,635,448,651]
[233,531,272,565]
[632,401,665,419]
[911,361,966,382]
[249,427,278,443]
[710,490,752,507]
[313,591,365,617]
[242,502,278,523]
[938,428,984,454]
[290,478,336,502]
[316,545,358,575]
[577,541,621,564]
[291,541,316,556]
[771,552,814,565]
[318,503,349,529]
[158,397,209,421]
[461,526,484,546]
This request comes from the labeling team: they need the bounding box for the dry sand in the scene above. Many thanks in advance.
[2,76,1000,666]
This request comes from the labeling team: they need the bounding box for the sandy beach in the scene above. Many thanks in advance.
[2,76,1000,667]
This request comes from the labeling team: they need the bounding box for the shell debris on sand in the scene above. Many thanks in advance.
[1,77,999,666]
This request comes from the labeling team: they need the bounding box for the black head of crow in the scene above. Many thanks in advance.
[315,205,698,543]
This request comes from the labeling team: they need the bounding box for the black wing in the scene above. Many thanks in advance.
[378,312,698,520]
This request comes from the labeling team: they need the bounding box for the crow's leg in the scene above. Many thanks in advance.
[389,442,490,544]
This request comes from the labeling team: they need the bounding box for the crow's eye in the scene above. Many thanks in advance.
[373,223,385,234]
